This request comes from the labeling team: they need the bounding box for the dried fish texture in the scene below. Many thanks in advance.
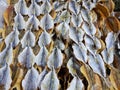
[38,30,51,47]
[40,13,54,31]
[22,67,39,90]
[82,0,95,10]
[21,30,35,48]
[18,46,35,69]
[47,47,63,69]
[41,68,60,90]
[67,76,84,90]
[0,64,12,90]
[0,43,13,67]
[0,0,8,28]
[14,0,28,15]
[35,45,48,67]
[5,29,19,47]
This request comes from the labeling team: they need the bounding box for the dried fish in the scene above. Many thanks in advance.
[40,13,54,31]
[22,67,39,90]
[0,0,8,28]
[5,29,19,47]
[14,13,26,30]
[53,1,65,12]
[0,43,13,67]
[69,27,84,44]
[38,30,51,47]
[0,64,12,90]
[26,15,40,30]
[40,0,52,14]
[14,0,28,15]
[21,30,35,48]
[41,68,60,90]
[67,76,84,90]
[82,0,95,10]
[54,39,65,50]
[28,0,40,16]
[35,45,48,67]
[72,43,87,63]
[47,47,63,69]
[18,46,35,69]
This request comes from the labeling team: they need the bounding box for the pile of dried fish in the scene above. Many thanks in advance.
[0,0,120,90]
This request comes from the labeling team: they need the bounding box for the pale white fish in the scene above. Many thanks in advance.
[84,35,101,55]
[54,12,61,23]
[0,43,13,67]
[35,0,42,2]
[82,22,96,36]
[40,0,52,14]
[0,64,12,90]
[72,43,87,63]
[71,13,83,27]
[14,0,28,15]
[67,57,82,77]
[41,68,60,90]
[22,67,39,90]
[67,76,84,90]
[35,45,48,67]
[53,1,67,12]
[101,48,114,65]
[59,10,71,24]
[0,0,8,28]
[37,69,48,89]
[88,53,106,78]
[40,13,54,31]
[5,29,19,47]
[69,27,84,44]
[21,30,35,48]
[38,30,51,47]
[47,47,63,69]
[69,0,80,15]
[14,13,26,30]
[82,0,95,10]
[28,0,40,16]
[55,39,65,50]
[26,15,40,30]
[56,22,69,38]
[81,8,91,23]
[105,32,115,49]
[18,46,35,69]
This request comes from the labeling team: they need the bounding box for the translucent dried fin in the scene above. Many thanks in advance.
[14,0,28,15]
[0,64,12,90]
[82,22,96,36]
[84,35,101,55]
[47,47,63,69]
[37,69,48,89]
[22,67,39,90]
[67,76,84,90]
[21,30,35,48]
[105,32,115,49]
[0,43,13,67]
[88,53,106,78]
[38,31,51,47]
[69,27,84,44]
[101,48,114,64]
[56,22,69,38]
[0,0,8,28]
[72,43,87,63]
[5,29,19,47]
[69,1,80,15]
[41,68,60,90]
[28,0,40,16]
[67,57,82,77]
[14,13,26,30]
[35,45,48,67]
[26,15,40,30]
[40,0,52,14]
[71,13,83,27]
[18,46,35,69]
[40,13,54,31]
